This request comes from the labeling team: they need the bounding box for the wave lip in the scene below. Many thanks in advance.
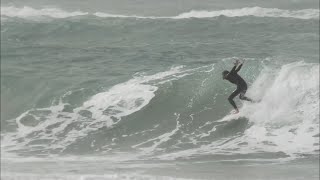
[1,6,319,20]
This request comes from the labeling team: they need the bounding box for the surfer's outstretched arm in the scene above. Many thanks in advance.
[229,59,242,74]
[235,63,243,72]
[229,65,237,74]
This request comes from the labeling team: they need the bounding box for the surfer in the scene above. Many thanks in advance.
[222,59,253,113]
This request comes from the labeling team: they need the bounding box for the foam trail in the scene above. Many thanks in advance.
[132,113,182,154]
[1,6,319,20]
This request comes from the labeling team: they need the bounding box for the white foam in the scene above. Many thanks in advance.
[174,7,320,19]
[132,113,182,153]
[1,65,207,156]
[241,62,319,155]
[1,6,319,20]
[1,172,191,180]
[1,6,88,19]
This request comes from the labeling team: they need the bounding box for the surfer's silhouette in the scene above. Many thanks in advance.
[222,59,253,114]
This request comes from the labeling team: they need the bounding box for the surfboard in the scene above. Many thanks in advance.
[217,100,259,123]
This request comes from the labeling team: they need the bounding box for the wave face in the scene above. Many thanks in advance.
[1,6,319,20]
[1,62,319,159]
[1,3,319,179]
[1,66,197,155]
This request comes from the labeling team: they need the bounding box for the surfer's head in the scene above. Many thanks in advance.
[222,70,229,79]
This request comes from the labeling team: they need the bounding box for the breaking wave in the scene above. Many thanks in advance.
[1,61,319,161]
[1,6,319,20]
[158,62,319,160]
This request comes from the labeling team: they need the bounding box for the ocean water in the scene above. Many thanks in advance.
[1,0,319,179]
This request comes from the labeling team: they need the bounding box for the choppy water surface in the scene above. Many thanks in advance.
[1,0,319,179]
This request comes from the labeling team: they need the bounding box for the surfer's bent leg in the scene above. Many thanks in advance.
[239,90,253,102]
[228,88,241,110]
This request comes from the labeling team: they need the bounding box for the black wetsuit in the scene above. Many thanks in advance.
[225,64,252,110]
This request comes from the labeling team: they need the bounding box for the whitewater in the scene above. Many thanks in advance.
[1,1,319,180]
[1,6,319,19]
